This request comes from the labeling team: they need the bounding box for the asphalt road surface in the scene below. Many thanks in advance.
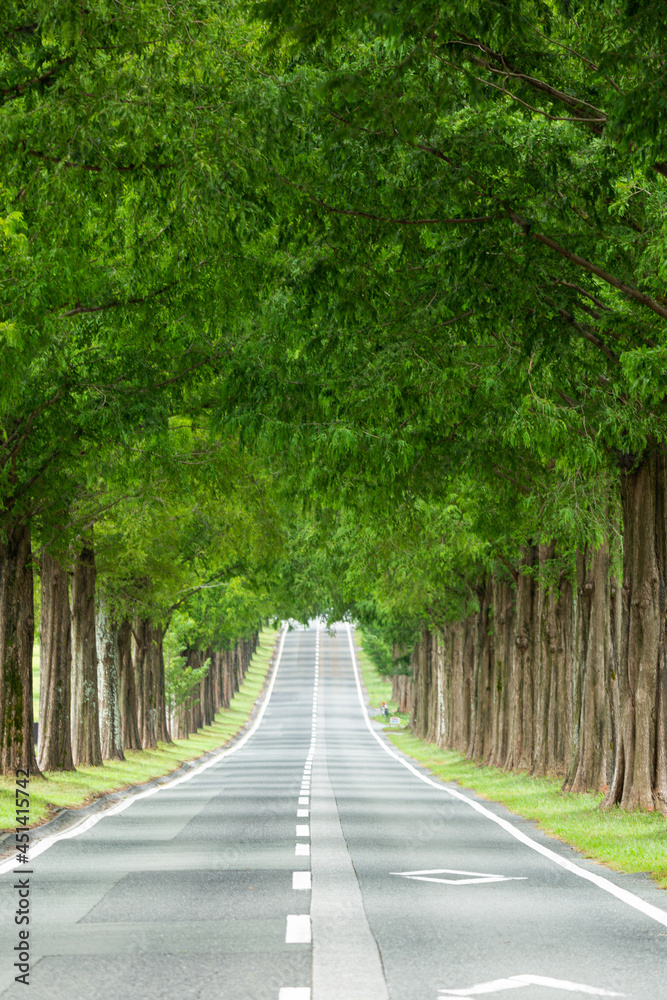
[1,624,666,1000]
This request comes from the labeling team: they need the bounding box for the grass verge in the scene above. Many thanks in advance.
[0,627,280,833]
[355,631,667,893]
[356,629,409,726]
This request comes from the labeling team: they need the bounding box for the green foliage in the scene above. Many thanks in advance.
[163,611,211,718]
[4,0,667,676]
[357,630,396,678]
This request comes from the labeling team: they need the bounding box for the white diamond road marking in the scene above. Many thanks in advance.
[279,990,311,1000]
[345,624,667,931]
[438,974,623,996]
[295,842,310,856]
[392,868,528,886]
[292,870,311,890]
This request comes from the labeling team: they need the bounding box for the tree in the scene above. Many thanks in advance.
[216,0,667,809]
[0,0,280,771]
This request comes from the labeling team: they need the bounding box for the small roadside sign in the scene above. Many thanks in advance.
[390,717,401,726]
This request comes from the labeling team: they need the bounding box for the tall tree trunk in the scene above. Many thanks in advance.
[133,618,156,749]
[222,648,233,708]
[469,579,493,761]
[200,646,214,727]
[392,673,410,712]
[70,541,102,767]
[488,577,513,768]
[564,544,614,793]
[550,570,574,776]
[96,603,124,761]
[174,648,191,740]
[118,619,141,750]
[608,448,667,812]
[211,650,222,713]
[38,550,74,771]
[426,630,440,744]
[410,629,431,739]
[505,547,535,771]
[0,522,39,775]
[531,544,552,776]
[154,626,171,743]
[232,642,241,693]
[185,649,203,734]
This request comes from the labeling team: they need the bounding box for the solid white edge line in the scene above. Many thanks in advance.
[0,625,291,876]
[345,623,667,930]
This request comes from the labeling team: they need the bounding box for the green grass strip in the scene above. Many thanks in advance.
[355,632,667,893]
[0,627,280,833]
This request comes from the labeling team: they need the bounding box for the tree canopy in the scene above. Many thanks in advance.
[2,0,667,809]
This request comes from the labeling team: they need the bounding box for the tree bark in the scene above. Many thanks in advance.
[200,645,215,727]
[133,618,156,749]
[70,541,102,767]
[38,550,74,771]
[0,521,39,775]
[154,626,171,743]
[531,544,552,776]
[469,579,493,761]
[610,448,667,812]
[505,546,535,771]
[232,642,241,693]
[186,648,203,734]
[551,571,574,776]
[222,648,233,708]
[96,603,124,761]
[564,544,614,793]
[398,673,411,712]
[118,619,141,750]
[487,577,513,768]
[410,629,432,739]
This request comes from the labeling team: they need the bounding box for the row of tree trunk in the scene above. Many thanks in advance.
[405,530,667,813]
[172,640,255,740]
[0,524,261,775]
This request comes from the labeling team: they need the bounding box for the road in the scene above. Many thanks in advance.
[1,624,666,999]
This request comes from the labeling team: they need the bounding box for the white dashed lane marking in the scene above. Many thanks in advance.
[292,871,312,890]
